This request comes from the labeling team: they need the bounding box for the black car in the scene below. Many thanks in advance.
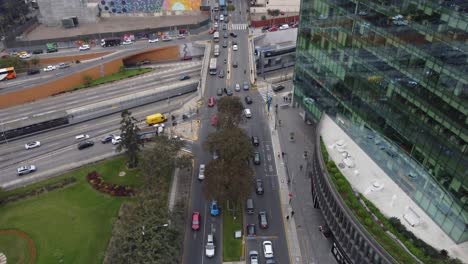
[253,152,261,165]
[101,135,113,143]
[222,24,227,31]
[78,140,94,150]
[27,68,40,75]
[218,69,225,78]
[245,96,253,104]
[262,25,271,31]
[230,32,237,37]
[247,224,256,237]
[251,136,259,146]
[226,89,233,96]
[272,85,285,92]
[256,179,264,195]
[32,49,43,54]
[217,88,223,96]
[233,61,238,68]
[223,87,228,94]
[222,40,228,48]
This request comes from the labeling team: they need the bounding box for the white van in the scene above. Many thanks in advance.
[244,108,252,118]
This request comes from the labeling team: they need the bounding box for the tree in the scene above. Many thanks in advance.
[204,127,253,163]
[30,57,40,66]
[139,136,190,182]
[216,96,244,129]
[83,74,93,87]
[117,110,143,168]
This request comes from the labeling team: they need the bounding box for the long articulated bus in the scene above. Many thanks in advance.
[209,58,217,75]
[0,67,17,81]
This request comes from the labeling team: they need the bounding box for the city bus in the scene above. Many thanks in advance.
[213,31,220,42]
[0,67,17,81]
[209,58,217,75]
[214,45,220,57]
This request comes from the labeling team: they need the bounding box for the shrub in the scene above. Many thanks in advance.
[86,171,134,197]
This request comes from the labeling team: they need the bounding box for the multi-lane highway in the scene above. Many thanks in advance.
[183,1,289,263]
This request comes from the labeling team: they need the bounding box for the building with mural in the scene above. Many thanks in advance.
[98,0,201,14]
[293,0,467,244]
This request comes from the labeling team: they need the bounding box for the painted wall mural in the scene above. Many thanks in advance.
[99,0,201,13]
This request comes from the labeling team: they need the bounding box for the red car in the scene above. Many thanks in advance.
[211,114,218,127]
[209,28,216,34]
[192,212,200,230]
[208,96,215,107]
[268,26,278,32]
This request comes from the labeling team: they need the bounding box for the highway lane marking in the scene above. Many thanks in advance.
[201,202,209,264]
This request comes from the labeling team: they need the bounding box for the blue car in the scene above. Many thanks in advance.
[243,82,249,90]
[210,201,220,216]
[180,75,191,81]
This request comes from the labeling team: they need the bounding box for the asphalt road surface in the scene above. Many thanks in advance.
[183,1,289,263]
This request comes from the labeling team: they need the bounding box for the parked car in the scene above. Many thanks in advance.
[258,211,268,228]
[279,24,290,30]
[247,224,256,236]
[162,36,172,41]
[78,140,94,150]
[253,151,261,164]
[148,38,159,43]
[43,65,56,72]
[122,39,133,45]
[58,63,70,69]
[25,141,41,150]
[262,25,271,31]
[101,135,114,143]
[263,241,274,258]
[208,96,215,107]
[17,165,36,176]
[251,136,259,146]
[256,179,264,195]
[217,88,223,96]
[235,83,240,91]
[27,68,40,75]
[232,44,238,51]
[198,164,205,180]
[111,136,122,145]
[205,233,216,258]
[243,81,249,90]
[180,75,191,80]
[32,49,43,54]
[19,53,31,59]
[192,212,201,230]
[249,250,259,264]
[230,32,237,37]
[244,96,253,104]
[272,84,285,92]
[268,26,279,32]
[210,201,220,216]
[79,44,90,51]
[218,69,225,78]
[209,28,216,34]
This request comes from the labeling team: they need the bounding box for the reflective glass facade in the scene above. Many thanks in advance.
[293,0,468,243]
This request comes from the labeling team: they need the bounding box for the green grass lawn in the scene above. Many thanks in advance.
[0,156,142,264]
[72,68,152,91]
[222,206,243,261]
[0,233,31,263]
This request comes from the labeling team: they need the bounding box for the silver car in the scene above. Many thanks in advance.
[25,141,41,150]
[17,165,36,176]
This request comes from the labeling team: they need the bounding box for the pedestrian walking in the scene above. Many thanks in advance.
[278,152,280,158]
[281,152,285,157]
[286,215,290,221]
[291,211,295,217]
[299,164,303,171]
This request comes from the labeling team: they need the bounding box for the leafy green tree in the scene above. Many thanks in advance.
[227,5,236,12]
[117,110,143,168]
[83,74,93,87]
[216,96,244,129]
[204,127,253,162]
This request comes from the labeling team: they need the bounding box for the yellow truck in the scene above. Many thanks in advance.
[146,113,167,125]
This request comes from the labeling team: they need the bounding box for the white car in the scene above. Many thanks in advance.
[214,22,219,28]
[75,134,90,140]
[79,44,90,51]
[162,36,172,41]
[205,234,215,258]
[249,250,259,264]
[148,38,159,43]
[263,241,274,259]
[25,141,41,150]
[19,53,31,59]
[198,164,205,180]
[43,65,56,72]
[111,135,122,145]
[233,45,238,51]
[17,165,36,176]
[244,108,252,118]
[279,24,290,30]
[122,39,133,45]
[235,83,240,92]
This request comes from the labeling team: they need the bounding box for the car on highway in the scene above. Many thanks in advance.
[263,241,274,258]
[272,84,285,92]
[191,212,200,230]
[214,14,219,21]
[75,134,90,140]
[217,88,223,96]
[223,31,228,38]
[58,63,70,69]
[244,108,252,118]
[249,250,259,264]
[226,89,233,96]
[198,164,205,180]
[32,49,43,54]
[180,75,191,80]
[17,165,36,176]
[253,151,261,164]
[246,224,256,237]
[19,53,31,59]
[211,114,218,126]
[148,38,159,43]
[214,22,219,28]
[245,96,253,104]
[230,32,237,37]
[112,135,122,145]
[218,69,225,78]
[243,82,250,90]
[210,201,220,216]
[256,179,264,195]
[208,96,215,107]
[233,61,238,68]
[27,68,40,75]
[79,44,90,51]
[205,233,216,258]
[222,24,227,31]
[25,141,41,150]
[258,211,269,228]
[162,36,172,41]
[232,40,237,46]
[251,136,259,146]
[101,135,114,143]
[266,260,276,264]
[220,14,224,21]
[43,65,56,72]
[222,39,228,48]
[233,44,238,51]
[235,83,240,91]
[78,140,94,150]
[176,34,186,39]
[122,39,133,45]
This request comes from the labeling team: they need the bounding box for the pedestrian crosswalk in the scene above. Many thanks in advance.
[230,23,248,31]
[258,85,274,102]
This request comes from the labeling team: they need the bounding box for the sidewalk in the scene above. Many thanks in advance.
[264,88,337,263]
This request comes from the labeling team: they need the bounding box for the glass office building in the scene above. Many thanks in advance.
[293,0,467,243]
